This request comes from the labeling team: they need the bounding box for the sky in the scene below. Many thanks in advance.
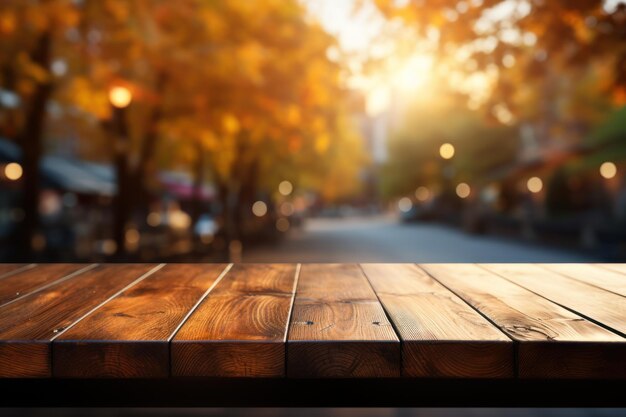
[302,0,541,118]
[304,0,386,54]
[303,0,626,117]
[304,0,429,116]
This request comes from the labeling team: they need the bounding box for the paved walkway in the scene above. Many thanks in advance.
[243,215,595,263]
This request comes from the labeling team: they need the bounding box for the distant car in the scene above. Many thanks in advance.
[400,201,439,223]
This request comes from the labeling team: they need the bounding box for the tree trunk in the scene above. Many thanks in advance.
[14,31,53,261]
[112,73,166,259]
[112,107,131,259]
[234,158,260,238]
[190,141,205,245]
[133,71,167,205]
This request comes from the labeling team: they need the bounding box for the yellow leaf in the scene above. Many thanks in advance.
[0,11,16,35]
[222,114,240,135]
[315,133,330,154]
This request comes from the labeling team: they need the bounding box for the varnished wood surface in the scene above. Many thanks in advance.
[54,264,228,377]
[288,264,400,378]
[0,264,94,307]
[0,263,624,379]
[0,264,33,279]
[0,264,158,377]
[540,263,626,297]
[483,263,626,336]
[172,264,297,377]
[422,264,625,378]
[361,264,513,378]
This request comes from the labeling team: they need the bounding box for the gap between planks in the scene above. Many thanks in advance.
[412,263,518,378]
[0,264,98,309]
[478,264,626,338]
[165,263,234,342]
[0,264,37,281]
[359,263,406,375]
[49,264,166,342]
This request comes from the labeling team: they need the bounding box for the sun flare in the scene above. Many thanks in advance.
[392,54,434,92]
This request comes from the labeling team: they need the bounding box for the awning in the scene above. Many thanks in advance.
[1,137,117,196]
[42,156,117,196]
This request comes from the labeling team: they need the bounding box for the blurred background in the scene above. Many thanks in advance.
[1,0,626,263]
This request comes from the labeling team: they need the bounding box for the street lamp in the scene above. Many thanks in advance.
[108,85,133,257]
[109,86,133,109]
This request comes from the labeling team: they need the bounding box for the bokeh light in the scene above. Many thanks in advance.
[169,210,191,230]
[4,162,23,181]
[398,197,413,212]
[252,201,268,217]
[109,86,133,109]
[456,183,471,199]
[439,143,455,160]
[600,162,617,179]
[101,239,117,256]
[125,228,140,248]
[280,202,295,216]
[276,218,290,232]
[527,177,543,193]
[415,186,431,202]
[278,180,294,196]
[146,212,161,227]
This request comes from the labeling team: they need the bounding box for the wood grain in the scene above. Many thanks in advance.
[539,264,626,297]
[288,264,400,378]
[0,264,33,279]
[0,264,95,307]
[172,264,297,377]
[53,264,228,378]
[597,263,626,275]
[361,264,512,378]
[0,263,623,380]
[0,264,158,378]
[422,264,625,379]
[484,263,626,336]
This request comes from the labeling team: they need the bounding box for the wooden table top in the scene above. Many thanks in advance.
[0,263,624,379]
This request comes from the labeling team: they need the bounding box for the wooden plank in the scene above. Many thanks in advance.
[422,264,625,379]
[287,264,400,378]
[540,264,626,297]
[0,264,34,279]
[0,264,159,378]
[53,264,229,378]
[597,263,626,275]
[0,264,96,307]
[361,264,513,378]
[484,263,626,336]
[172,264,297,377]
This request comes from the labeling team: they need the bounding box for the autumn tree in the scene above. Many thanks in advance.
[0,0,81,259]
[373,0,626,114]
[155,1,366,244]
[1,0,366,259]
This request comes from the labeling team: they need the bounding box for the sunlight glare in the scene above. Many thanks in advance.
[366,86,391,116]
[392,54,434,92]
